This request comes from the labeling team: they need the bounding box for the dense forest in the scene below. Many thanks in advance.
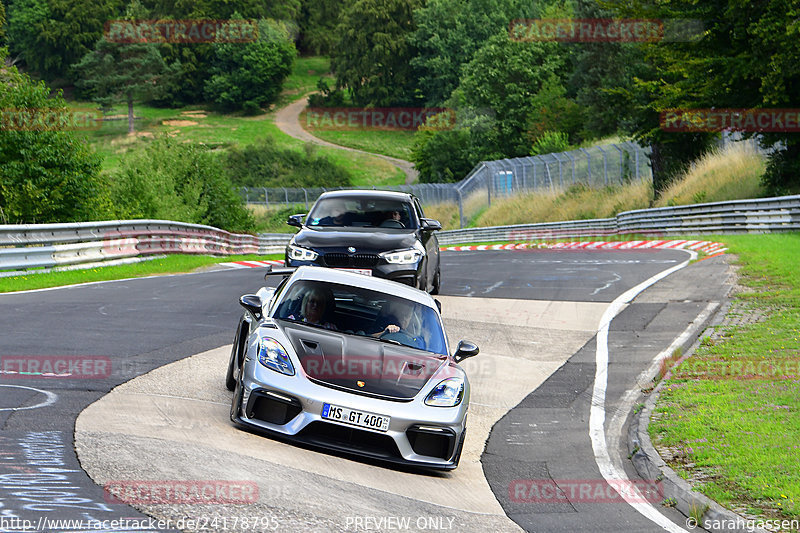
[1,0,798,228]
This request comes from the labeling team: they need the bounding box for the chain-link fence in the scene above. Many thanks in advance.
[240,141,652,228]
[239,183,460,210]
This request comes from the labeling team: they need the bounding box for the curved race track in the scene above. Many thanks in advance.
[0,249,730,533]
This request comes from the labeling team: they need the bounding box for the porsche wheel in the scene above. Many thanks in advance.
[230,376,244,422]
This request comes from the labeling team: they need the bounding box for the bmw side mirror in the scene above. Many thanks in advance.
[287,214,305,228]
[421,218,442,231]
[453,340,479,363]
[239,294,264,320]
[434,299,442,312]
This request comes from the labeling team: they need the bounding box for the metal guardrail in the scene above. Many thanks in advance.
[437,195,800,245]
[0,220,290,275]
[1,196,798,275]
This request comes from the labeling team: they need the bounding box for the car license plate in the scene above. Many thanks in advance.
[321,403,390,432]
[336,268,372,276]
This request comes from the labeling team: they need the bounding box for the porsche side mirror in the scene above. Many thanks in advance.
[421,218,442,231]
[287,214,305,228]
[239,294,264,320]
[434,298,442,312]
[453,340,479,363]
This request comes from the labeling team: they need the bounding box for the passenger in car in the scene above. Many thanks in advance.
[290,286,337,330]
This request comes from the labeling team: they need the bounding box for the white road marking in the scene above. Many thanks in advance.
[0,384,58,411]
[589,249,696,532]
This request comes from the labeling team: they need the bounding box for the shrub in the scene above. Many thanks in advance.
[530,131,570,156]
[110,136,254,233]
[224,137,352,188]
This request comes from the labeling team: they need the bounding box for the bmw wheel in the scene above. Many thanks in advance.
[430,268,441,295]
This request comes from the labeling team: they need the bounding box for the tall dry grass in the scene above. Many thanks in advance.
[655,142,766,207]
[474,179,653,227]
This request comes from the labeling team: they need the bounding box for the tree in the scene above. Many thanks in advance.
[410,0,530,106]
[455,33,566,158]
[0,53,108,224]
[331,0,423,106]
[6,0,122,83]
[603,0,800,193]
[204,17,296,113]
[567,0,649,141]
[73,37,179,133]
[140,0,300,104]
[0,1,6,48]
[298,0,340,55]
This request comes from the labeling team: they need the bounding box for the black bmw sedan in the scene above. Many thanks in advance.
[285,190,442,293]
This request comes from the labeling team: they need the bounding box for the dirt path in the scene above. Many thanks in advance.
[274,96,419,184]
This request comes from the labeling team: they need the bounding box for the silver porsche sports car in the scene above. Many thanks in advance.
[226,265,479,470]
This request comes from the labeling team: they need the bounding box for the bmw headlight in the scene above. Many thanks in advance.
[257,337,295,376]
[380,241,426,265]
[425,377,464,407]
[288,244,318,262]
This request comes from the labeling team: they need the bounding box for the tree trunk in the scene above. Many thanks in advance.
[649,142,666,197]
[127,92,135,134]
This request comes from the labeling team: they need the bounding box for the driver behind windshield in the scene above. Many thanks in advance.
[371,300,423,349]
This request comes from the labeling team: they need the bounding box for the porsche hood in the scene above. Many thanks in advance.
[280,324,446,400]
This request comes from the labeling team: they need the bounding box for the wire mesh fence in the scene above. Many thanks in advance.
[240,141,652,228]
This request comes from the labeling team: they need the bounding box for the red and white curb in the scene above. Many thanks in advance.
[441,240,727,256]
[218,259,285,269]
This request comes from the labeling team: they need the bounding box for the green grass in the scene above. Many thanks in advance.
[651,233,800,520]
[299,109,417,161]
[0,253,282,293]
[275,56,333,108]
[66,56,402,185]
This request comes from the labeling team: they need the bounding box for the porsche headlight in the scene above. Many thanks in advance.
[425,377,464,407]
[288,244,318,262]
[380,241,425,264]
[257,337,295,376]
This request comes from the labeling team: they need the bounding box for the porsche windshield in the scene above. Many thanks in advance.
[306,197,415,229]
[272,279,446,354]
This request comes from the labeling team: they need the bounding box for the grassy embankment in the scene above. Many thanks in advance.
[473,142,766,229]
[0,254,282,293]
[651,233,800,523]
[73,56,405,188]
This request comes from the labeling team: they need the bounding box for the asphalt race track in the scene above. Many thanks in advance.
[0,249,730,533]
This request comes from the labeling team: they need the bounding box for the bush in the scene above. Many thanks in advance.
[224,137,352,188]
[530,131,570,156]
[110,136,254,233]
[411,128,476,183]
